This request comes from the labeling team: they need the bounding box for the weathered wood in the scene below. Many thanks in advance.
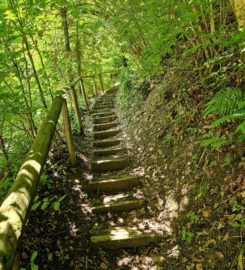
[99,73,105,93]
[94,115,117,124]
[93,121,118,132]
[70,85,84,134]
[93,138,122,148]
[93,147,126,157]
[91,157,130,172]
[92,200,144,214]
[92,112,115,118]
[92,76,98,96]
[62,99,76,165]
[80,79,89,111]
[91,227,161,249]
[88,175,140,192]
[0,96,63,270]
[93,128,120,139]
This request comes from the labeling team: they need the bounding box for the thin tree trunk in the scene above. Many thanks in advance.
[22,33,48,108]
[80,79,90,110]
[229,0,245,27]
[60,7,84,135]
[92,76,98,96]
[2,39,37,137]
[30,34,54,99]
[99,73,105,93]
[0,134,9,161]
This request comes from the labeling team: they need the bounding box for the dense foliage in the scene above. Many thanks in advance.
[0,0,244,269]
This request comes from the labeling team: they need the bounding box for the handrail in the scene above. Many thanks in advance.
[0,94,76,269]
[0,71,113,269]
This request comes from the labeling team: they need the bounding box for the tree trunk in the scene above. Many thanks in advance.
[92,76,99,96]
[30,35,54,99]
[229,0,245,27]
[99,73,105,93]
[60,7,84,135]
[80,79,90,110]
[62,99,76,165]
[22,33,48,108]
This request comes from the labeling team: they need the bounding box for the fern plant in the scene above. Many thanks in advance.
[205,87,245,138]
[197,87,244,149]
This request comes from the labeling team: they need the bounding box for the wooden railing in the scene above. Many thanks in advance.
[0,72,103,269]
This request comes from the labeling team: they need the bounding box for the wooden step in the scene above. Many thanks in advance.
[93,139,122,148]
[91,227,161,249]
[92,112,115,118]
[92,108,113,114]
[92,199,144,214]
[88,175,140,192]
[95,101,114,106]
[93,121,118,132]
[93,105,114,110]
[93,147,126,157]
[94,115,117,124]
[93,128,120,139]
[91,158,130,172]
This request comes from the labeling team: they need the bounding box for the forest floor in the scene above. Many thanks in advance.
[20,68,244,270]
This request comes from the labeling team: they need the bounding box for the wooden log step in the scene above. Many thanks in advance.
[94,115,117,124]
[92,112,116,118]
[93,147,126,157]
[99,99,115,104]
[93,138,122,148]
[93,104,114,110]
[93,105,114,110]
[91,227,161,249]
[93,128,120,140]
[92,199,144,214]
[93,121,118,132]
[91,157,130,172]
[92,108,113,114]
[100,94,115,99]
[88,175,140,192]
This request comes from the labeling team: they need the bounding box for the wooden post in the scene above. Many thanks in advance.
[99,73,105,93]
[62,99,76,165]
[92,76,98,96]
[80,79,89,111]
[70,85,84,135]
[0,96,63,270]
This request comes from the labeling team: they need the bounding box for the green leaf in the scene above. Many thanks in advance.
[31,201,41,211]
[30,251,39,270]
[53,201,60,211]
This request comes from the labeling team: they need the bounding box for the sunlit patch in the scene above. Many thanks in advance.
[109,228,130,240]
[117,255,161,270]
[117,217,124,224]
[166,245,180,258]
[83,172,93,180]
[179,195,189,212]
[132,166,145,176]
[181,184,189,195]
[69,222,79,236]
[102,193,127,204]
[80,203,93,214]
[77,153,89,162]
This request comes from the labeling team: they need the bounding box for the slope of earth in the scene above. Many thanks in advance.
[116,66,244,270]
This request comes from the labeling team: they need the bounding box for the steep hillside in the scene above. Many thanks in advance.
[116,66,244,269]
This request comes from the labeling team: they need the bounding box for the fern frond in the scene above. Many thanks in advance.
[235,121,245,135]
[205,87,243,117]
[196,135,229,149]
[212,112,245,127]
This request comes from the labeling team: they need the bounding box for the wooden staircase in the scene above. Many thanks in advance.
[89,88,161,249]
